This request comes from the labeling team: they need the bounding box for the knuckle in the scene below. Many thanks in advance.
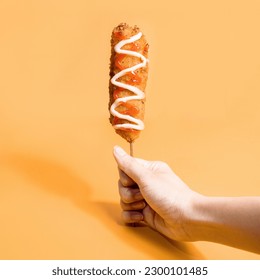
[120,187,135,203]
[119,172,135,187]
[120,200,128,210]
[121,176,130,187]
[121,211,131,222]
[158,161,171,170]
[120,200,146,211]
[122,210,143,223]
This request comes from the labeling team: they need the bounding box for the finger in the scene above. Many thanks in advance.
[118,181,143,203]
[142,204,157,229]
[121,211,144,223]
[120,199,146,211]
[113,146,150,184]
[118,168,135,187]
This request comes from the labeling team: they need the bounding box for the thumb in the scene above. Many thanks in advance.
[113,146,148,184]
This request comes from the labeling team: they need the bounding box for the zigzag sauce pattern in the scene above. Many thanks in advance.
[110,32,147,130]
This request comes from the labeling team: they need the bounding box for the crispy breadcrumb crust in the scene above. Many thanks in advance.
[109,23,149,143]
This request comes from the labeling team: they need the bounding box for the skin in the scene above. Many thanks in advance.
[113,146,260,254]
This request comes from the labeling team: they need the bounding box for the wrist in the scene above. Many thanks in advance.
[184,192,213,242]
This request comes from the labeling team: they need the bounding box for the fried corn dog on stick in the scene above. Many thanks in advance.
[109,23,149,143]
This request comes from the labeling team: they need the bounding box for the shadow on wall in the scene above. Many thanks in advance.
[3,153,204,260]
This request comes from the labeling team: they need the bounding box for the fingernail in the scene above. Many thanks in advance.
[133,201,146,209]
[114,146,126,156]
[132,213,143,221]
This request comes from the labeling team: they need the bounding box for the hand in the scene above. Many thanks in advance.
[113,146,200,242]
[113,146,260,254]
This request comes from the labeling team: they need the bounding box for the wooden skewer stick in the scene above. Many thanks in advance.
[130,141,136,227]
[130,142,134,157]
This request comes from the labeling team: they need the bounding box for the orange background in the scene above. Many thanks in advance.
[0,0,259,259]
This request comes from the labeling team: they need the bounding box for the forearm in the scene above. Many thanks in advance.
[188,194,260,253]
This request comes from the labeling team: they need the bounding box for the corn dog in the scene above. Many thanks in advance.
[109,23,149,143]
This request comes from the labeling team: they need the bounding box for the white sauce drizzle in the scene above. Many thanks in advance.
[110,32,148,130]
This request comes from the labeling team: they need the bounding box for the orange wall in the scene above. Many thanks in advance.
[0,0,259,259]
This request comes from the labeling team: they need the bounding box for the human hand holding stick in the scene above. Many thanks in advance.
[113,146,260,254]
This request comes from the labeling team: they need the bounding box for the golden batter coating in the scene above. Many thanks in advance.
[109,23,149,143]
